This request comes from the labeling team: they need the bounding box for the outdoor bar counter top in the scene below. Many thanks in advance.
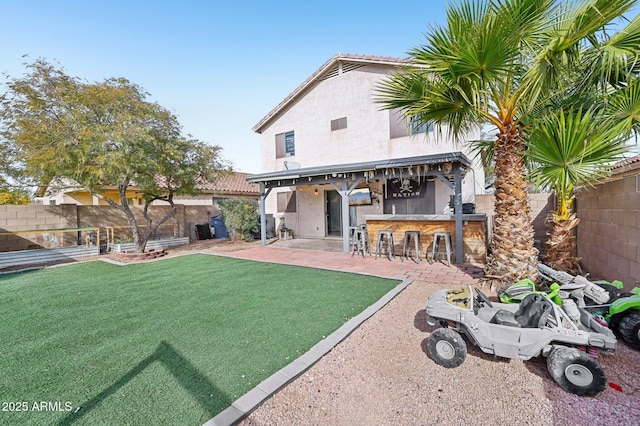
[362,214,487,263]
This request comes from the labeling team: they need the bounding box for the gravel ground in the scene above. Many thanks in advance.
[235,273,640,426]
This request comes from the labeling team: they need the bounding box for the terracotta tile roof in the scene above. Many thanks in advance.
[612,154,640,174]
[197,172,259,195]
[252,53,413,133]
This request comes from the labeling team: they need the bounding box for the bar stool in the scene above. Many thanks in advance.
[358,224,371,256]
[375,230,395,260]
[350,226,369,257]
[349,226,359,252]
[430,232,453,266]
[402,230,421,262]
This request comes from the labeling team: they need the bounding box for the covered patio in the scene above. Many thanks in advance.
[247,152,480,264]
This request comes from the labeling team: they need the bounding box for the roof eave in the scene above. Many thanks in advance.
[247,152,471,184]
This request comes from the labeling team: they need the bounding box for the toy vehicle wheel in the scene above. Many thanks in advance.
[618,311,640,349]
[427,328,467,368]
[547,347,606,396]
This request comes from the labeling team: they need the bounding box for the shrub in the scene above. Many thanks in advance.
[218,198,259,242]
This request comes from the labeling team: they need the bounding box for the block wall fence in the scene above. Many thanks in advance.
[0,204,217,252]
[576,162,640,289]
[475,192,555,255]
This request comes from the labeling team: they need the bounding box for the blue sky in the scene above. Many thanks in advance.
[2,1,637,173]
[1,0,451,173]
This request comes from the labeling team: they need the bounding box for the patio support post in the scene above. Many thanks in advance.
[259,183,272,246]
[330,178,364,253]
[453,163,463,263]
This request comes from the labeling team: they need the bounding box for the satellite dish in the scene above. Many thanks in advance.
[283,161,301,170]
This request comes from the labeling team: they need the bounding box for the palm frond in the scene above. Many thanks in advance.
[527,107,629,196]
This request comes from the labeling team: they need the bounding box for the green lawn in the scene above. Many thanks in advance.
[0,254,398,425]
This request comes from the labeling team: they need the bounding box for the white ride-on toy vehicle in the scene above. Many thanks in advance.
[425,285,617,396]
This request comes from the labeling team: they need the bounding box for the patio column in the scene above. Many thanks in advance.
[259,183,272,246]
[330,178,364,253]
[453,163,463,263]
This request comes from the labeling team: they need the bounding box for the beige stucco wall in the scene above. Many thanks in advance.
[259,62,484,238]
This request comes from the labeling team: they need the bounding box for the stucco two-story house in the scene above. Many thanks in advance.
[249,54,485,256]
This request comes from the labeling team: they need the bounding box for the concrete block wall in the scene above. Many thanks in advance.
[577,165,640,289]
[0,204,216,252]
[475,192,554,254]
[0,205,80,251]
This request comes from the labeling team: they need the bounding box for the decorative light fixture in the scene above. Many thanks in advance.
[314,188,318,196]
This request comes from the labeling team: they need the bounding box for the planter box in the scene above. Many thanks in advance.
[0,246,100,270]
[107,237,190,253]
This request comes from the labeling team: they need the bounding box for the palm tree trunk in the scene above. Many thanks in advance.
[544,193,580,273]
[486,122,539,285]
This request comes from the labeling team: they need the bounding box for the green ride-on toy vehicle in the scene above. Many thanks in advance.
[498,264,640,350]
[425,285,617,396]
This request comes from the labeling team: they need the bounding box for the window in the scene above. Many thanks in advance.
[410,117,434,135]
[49,200,56,206]
[276,130,295,158]
[212,197,228,206]
[331,117,347,131]
[389,109,434,138]
[277,191,297,212]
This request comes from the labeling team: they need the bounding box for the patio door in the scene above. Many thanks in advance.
[325,190,342,236]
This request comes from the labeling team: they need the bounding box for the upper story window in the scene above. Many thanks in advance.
[331,117,347,131]
[410,117,434,135]
[389,109,434,138]
[276,130,295,158]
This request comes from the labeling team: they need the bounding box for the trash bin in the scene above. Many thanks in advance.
[195,224,213,240]
[211,217,228,238]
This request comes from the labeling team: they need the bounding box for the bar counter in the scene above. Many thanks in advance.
[362,214,487,263]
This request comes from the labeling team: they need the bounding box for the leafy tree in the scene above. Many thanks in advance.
[0,186,30,204]
[218,198,259,242]
[376,0,639,285]
[0,59,230,252]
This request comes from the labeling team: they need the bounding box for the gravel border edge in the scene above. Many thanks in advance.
[202,277,413,426]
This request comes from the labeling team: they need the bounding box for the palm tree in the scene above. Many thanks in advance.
[527,108,630,273]
[376,0,639,286]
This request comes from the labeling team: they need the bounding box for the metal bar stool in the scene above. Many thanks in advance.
[358,224,371,256]
[430,231,453,266]
[350,226,369,257]
[375,230,395,260]
[402,230,421,262]
[349,226,359,254]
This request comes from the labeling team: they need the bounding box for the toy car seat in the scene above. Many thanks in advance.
[491,293,554,328]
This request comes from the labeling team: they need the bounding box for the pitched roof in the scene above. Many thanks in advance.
[612,154,640,173]
[198,172,259,195]
[252,53,412,134]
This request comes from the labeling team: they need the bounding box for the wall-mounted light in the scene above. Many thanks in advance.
[314,188,318,196]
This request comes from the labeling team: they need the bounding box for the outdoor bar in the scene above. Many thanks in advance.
[247,152,484,264]
[363,214,487,263]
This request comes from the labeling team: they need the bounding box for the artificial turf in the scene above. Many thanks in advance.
[0,254,398,425]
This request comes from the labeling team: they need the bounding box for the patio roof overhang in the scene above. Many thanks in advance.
[248,151,473,261]
[247,151,472,189]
